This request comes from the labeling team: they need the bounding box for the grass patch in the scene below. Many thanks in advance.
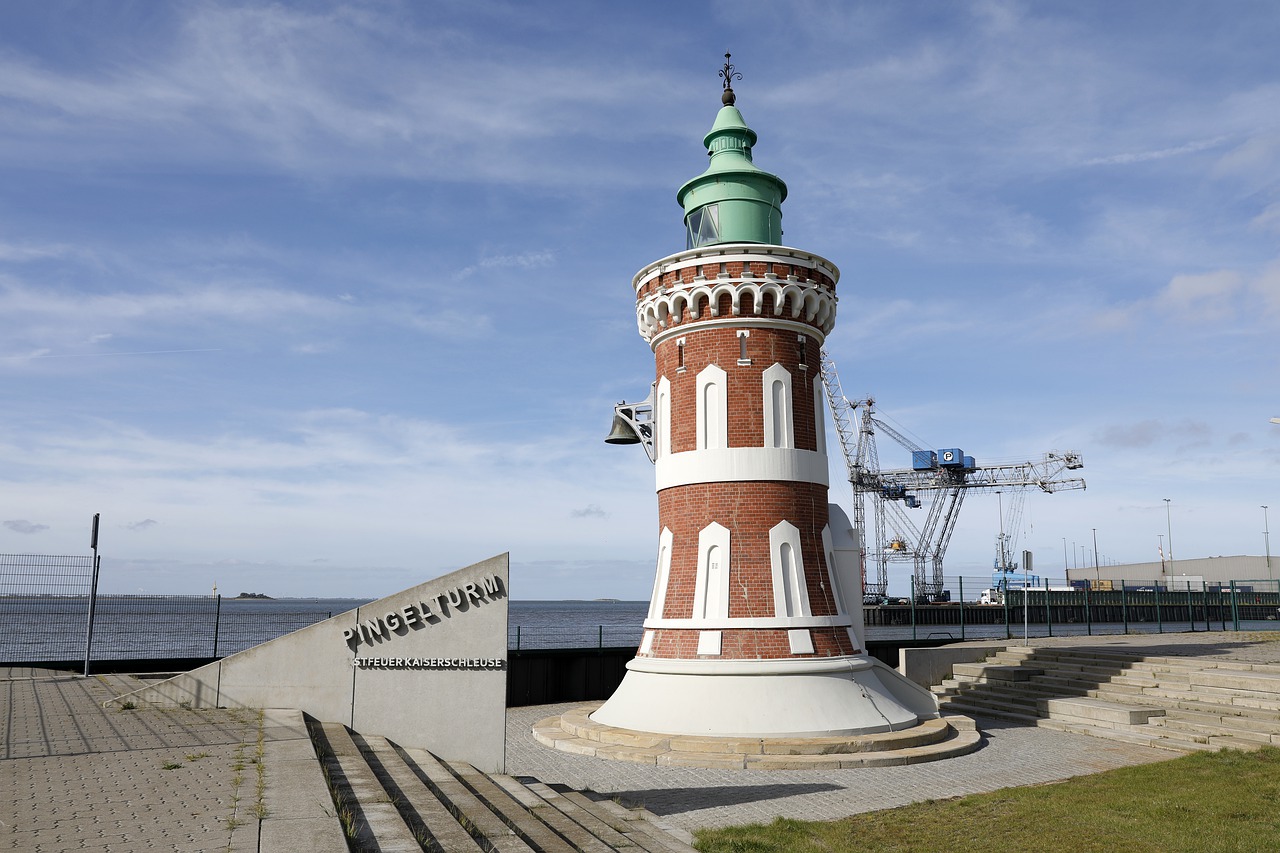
[161,762,182,770]
[694,747,1280,853]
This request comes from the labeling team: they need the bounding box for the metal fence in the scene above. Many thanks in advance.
[504,576,1280,649]
[83,595,335,660]
[860,575,1280,642]
[507,624,645,650]
[0,554,96,663]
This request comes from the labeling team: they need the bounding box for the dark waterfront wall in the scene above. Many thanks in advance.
[506,647,635,707]
[501,640,954,706]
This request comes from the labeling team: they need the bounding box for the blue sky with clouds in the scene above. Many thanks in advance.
[1,1,1277,599]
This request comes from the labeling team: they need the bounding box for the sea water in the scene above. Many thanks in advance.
[0,596,650,662]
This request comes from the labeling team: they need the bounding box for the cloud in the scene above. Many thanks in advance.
[458,250,555,280]
[125,519,158,532]
[1095,420,1213,450]
[1084,263,1278,335]
[571,504,609,519]
[1082,136,1231,167]
[4,519,49,534]
[0,4,676,186]
[0,241,73,262]
[1155,271,1243,321]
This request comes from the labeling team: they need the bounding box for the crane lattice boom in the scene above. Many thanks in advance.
[820,349,1086,602]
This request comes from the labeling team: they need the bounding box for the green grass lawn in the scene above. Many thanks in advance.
[694,746,1280,853]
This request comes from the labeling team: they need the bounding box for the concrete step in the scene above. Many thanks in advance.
[305,719,699,853]
[1156,697,1280,722]
[936,700,1042,726]
[1190,669,1280,698]
[523,781,697,853]
[951,663,1043,681]
[311,722,424,852]
[940,680,1046,702]
[359,737,484,852]
[443,759,578,853]
[1039,697,1165,727]
[399,747,537,853]
[489,775,620,853]
[1034,719,1217,753]
[1162,708,1280,735]
[1154,717,1276,745]
[936,646,1280,754]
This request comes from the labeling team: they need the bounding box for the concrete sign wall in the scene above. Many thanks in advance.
[116,554,509,772]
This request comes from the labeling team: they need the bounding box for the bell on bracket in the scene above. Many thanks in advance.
[605,411,641,445]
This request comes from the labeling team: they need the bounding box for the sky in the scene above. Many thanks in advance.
[1,1,1278,600]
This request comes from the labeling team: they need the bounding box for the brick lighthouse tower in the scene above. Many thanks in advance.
[593,58,936,738]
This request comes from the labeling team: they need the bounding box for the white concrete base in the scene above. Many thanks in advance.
[590,654,938,738]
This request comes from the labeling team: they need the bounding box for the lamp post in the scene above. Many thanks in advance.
[1264,505,1272,580]
[1158,533,1165,577]
[1164,498,1174,568]
[1092,527,1100,584]
[1063,538,1068,573]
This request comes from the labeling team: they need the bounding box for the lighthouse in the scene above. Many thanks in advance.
[593,58,936,738]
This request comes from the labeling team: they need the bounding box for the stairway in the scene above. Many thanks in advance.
[309,719,698,852]
[933,645,1280,753]
[534,703,982,769]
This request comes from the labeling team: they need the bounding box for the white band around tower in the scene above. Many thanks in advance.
[642,615,853,630]
[625,654,875,676]
[655,447,828,491]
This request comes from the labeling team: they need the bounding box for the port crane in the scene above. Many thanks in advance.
[821,350,1086,602]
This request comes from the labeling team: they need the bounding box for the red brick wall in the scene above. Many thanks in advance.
[656,481,836,620]
[656,327,821,453]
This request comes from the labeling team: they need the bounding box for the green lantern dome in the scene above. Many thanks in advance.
[676,57,787,249]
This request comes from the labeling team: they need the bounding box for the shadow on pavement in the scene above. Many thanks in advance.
[603,782,845,815]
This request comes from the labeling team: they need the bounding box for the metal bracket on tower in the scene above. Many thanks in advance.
[604,385,656,464]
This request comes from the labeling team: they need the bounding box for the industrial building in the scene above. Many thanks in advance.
[1065,555,1275,590]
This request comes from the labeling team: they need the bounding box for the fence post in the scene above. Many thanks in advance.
[82,554,101,677]
[1230,580,1239,632]
[1121,580,1129,635]
[516,625,521,651]
[1003,584,1011,640]
[1085,585,1092,636]
[1156,583,1163,633]
[959,577,965,641]
[83,513,102,677]
[598,625,603,649]
[212,594,222,658]
[1044,578,1052,637]
[910,577,917,641]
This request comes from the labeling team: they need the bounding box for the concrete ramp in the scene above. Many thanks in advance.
[110,553,510,772]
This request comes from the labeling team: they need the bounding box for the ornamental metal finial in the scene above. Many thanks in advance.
[720,52,741,106]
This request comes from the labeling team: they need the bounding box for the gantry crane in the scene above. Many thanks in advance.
[821,350,1087,601]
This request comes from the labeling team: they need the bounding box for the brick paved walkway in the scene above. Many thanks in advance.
[506,632,1280,831]
[1,669,265,852]
[6,632,1279,848]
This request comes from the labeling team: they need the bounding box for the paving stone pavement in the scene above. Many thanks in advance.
[505,703,1175,830]
[6,632,1279,848]
[506,632,1280,832]
[1,669,264,852]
